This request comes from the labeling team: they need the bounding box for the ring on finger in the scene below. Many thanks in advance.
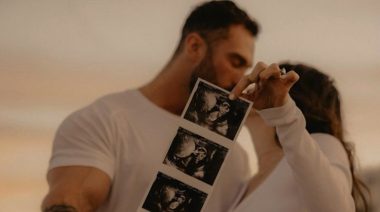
[280,68,287,75]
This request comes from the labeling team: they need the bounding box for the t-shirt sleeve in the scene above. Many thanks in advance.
[48,99,116,180]
[256,97,355,212]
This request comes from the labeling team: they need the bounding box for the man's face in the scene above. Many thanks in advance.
[190,24,255,91]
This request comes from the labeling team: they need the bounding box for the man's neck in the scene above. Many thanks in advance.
[139,59,194,116]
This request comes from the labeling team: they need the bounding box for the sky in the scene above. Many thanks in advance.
[0,0,379,211]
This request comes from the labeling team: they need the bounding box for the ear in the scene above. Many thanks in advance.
[183,33,207,63]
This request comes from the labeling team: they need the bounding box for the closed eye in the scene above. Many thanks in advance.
[229,53,248,69]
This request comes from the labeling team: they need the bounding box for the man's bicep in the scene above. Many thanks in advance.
[43,204,77,212]
[42,166,111,212]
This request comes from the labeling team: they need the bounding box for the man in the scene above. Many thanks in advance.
[42,1,259,211]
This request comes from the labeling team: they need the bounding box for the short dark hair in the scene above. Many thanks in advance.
[175,1,260,54]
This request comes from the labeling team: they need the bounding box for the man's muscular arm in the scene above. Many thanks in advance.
[44,204,77,212]
[41,166,111,212]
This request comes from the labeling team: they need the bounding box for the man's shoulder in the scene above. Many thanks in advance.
[232,142,249,160]
[87,89,139,114]
[226,142,251,174]
[64,89,137,123]
[97,89,136,108]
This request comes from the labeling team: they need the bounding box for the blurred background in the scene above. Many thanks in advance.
[0,0,379,211]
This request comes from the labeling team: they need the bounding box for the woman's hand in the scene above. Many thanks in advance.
[229,62,299,110]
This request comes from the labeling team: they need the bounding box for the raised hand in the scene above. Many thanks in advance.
[229,62,299,110]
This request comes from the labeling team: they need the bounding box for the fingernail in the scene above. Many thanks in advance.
[229,93,236,100]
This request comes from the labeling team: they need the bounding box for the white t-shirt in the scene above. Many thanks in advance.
[49,89,251,212]
[230,98,355,212]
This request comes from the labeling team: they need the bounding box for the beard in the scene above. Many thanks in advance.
[189,51,217,92]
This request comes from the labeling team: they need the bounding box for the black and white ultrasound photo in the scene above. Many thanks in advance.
[163,127,228,185]
[142,172,207,212]
[184,80,251,140]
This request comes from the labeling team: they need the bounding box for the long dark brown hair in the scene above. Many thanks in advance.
[279,62,370,212]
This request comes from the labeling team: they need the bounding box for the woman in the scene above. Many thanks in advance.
[228,62,369,212]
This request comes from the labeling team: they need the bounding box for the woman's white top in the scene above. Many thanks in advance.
[230,98,355,212]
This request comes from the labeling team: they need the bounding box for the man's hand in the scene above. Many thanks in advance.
[229,62,299,110]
